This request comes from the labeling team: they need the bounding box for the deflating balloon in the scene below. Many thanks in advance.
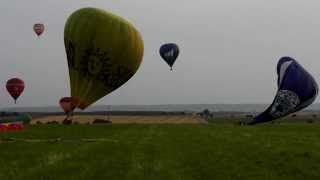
[0,124,7,132]
[6,78,25,104]
[64,7,144,109]
[248,57,318,125]
[0,122,24,132]
[7,123,24,131]
[33,23,44,37]
[59,97,75,114]
[160,43,179,70]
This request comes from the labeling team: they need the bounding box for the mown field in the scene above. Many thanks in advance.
[1,123,320,180]
[31,115,206,124]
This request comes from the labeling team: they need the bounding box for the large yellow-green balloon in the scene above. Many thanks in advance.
[64,7,144,109]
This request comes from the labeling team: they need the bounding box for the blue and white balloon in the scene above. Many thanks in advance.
[159,43,179,71]
[248,57,318,125]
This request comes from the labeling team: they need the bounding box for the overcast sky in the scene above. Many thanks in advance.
[0,0,320,108]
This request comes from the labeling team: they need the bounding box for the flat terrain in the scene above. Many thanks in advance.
[1,122,320,180]
[31,115,206,124]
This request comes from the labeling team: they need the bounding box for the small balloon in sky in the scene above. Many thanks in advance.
[33,23,44,37]
[160,43,179,71]
[6,78,25,104]
[248,57,318,125]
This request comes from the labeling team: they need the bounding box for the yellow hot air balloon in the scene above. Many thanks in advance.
[64,7,144,109]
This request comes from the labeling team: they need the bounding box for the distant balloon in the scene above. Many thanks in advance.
[248,57,318,125]
[59,97,75,114]
[160,43,179,70]
[6,78,25,104]
[33,23,44,37]
[64,7,144,109]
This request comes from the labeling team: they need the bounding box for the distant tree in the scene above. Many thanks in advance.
[202,109,210,116]
[62,119,72,125]
[307,119,314,124]
[201,109,213,120]
[245,114,253,118]
[93,119,112,124]
[291,114,297,118]
[236,121,247,126]
[312,114,317,119]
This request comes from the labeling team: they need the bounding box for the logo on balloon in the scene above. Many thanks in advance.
[83,47,111,76]
[165,49,175,58]
[65,40,135,90]
[269,90,300,118]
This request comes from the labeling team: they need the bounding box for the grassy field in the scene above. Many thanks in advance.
[1,123,320,180]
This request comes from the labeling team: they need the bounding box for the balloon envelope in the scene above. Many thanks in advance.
[159,43,179,70]
[33,23,44,36]
[248,57,318,125]
[59,97,75,113]
[7,123,24,131]
[0,124,7,132]
[6,78,25,103]
[64,7,144,109]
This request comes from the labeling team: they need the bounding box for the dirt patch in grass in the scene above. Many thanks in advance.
[32,115,207,124]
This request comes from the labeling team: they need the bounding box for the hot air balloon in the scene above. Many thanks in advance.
[248,57,318,125]
[59,97,75,114]
[60,97,75,124]
[6,78,25,104]
[33,23,44,37]
[160,43,179,70]
[64,7,144,109]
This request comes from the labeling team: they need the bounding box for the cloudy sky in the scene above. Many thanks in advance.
[0,0,320,108]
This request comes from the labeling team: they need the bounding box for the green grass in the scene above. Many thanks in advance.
[1,123,320,180]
